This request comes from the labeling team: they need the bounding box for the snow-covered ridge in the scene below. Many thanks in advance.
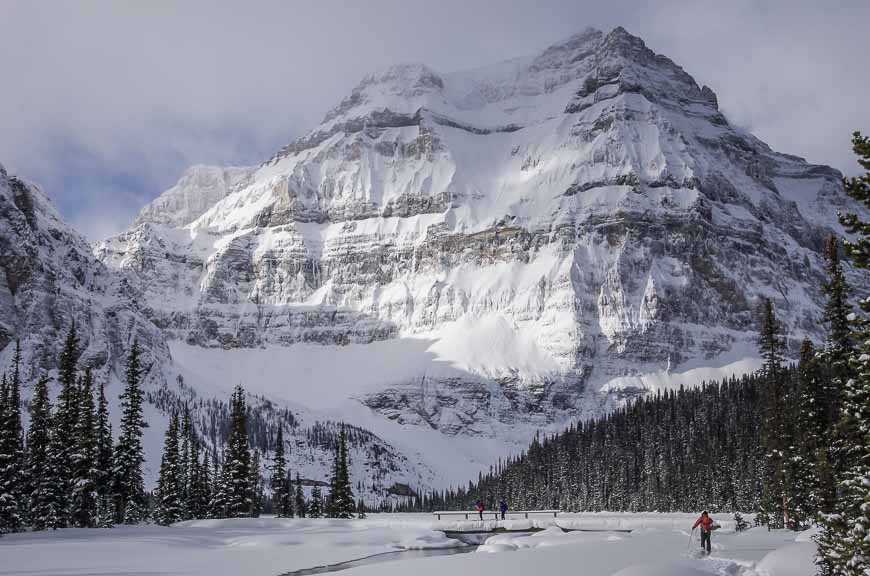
[134,164,256,228]
[270,26,718,167]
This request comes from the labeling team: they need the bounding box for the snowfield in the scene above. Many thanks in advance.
[0,514,815,576]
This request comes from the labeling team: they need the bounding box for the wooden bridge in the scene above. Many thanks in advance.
[432,510,561,521]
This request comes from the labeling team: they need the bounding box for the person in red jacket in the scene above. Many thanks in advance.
[692,511,714,554]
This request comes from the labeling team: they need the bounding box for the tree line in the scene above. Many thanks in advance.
[152,382,362,524]
[0,326,148,531]
[0,334,365,535]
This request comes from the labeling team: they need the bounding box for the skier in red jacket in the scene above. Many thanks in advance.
[692,511,714,554]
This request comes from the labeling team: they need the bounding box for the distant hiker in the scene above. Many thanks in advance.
[692,511,715,555]
[475,500,485,520]
[498,499,508,520]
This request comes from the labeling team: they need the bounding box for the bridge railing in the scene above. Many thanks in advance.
[432,510,561,520]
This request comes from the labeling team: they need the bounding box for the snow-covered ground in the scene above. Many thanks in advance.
[0,513,815,576]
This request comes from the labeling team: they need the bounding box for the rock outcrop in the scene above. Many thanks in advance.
[0,167,167,386]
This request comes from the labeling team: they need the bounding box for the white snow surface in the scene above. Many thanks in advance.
[0,514,816,576]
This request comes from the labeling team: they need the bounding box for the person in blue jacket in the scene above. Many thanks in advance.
[498,499,508,520]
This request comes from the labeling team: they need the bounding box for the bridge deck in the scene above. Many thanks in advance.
[432,510,560,520]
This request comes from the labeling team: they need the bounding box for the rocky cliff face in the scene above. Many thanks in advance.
[0,162,167,386]
[92,27,863,481]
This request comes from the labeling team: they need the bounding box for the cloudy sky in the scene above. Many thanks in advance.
[1,0,868,240]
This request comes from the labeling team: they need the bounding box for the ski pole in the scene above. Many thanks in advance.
[687,527,695,553]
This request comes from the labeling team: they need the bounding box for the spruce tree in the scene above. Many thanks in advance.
[818,340,870,575]
[51,324,82,527]
[818,131,870,576]
[249,449,263,518]
[839,131,870,266]
[758,299,788,527]
[295,473,306,518]
[787,341,823,529]
[113,340,147,524]
[281,473,294,518]
[270,428,290,517]
[0,372,8,533]
[71,369,99,528]
[327,426,354,518]
[95,381,114,527]
[27,376,53,530]
[45,402,71,529]
[326,443,337,518]
[155,412,182,526]
[187,428,208,520]
[208,448,226,519]
[178,405,192,520]
[195,450,211,520]
[0,341,26,533]
[309,484,323,518]
[820,235,855,515]
[10,344,26,526]
[759,299,785,376]
[224,385,252,518]
[822,235,853,372]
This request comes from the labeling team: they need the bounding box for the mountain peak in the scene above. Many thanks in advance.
[132,164,255,229]
[606,25,639,40]
[364,63,445,91]
[527,26,651,70]
[527,27,603,72]
[322,62,444,125]
[569,24,711,109]
[551,26,604,48]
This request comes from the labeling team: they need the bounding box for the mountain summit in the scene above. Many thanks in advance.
[84,26,867,485]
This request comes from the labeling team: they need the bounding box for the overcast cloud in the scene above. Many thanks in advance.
[1,0,867,239]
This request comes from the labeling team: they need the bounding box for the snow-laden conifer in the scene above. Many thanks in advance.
[71,369,99,527]
[113,340,147,524]
[0,341,25,533]
[155,412,182,525]
[223,384,251,518]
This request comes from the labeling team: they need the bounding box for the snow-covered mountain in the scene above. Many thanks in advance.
[0,162,167,387]
[4,26,863,494]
